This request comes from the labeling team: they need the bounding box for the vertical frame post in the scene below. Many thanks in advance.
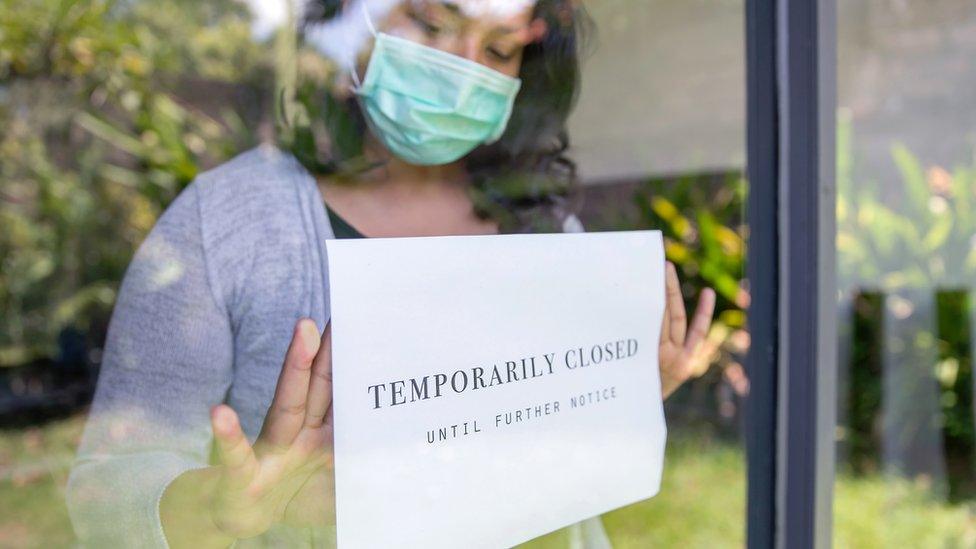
[745,0,836,546]
[744,0,779,545]
[814,0,837,546]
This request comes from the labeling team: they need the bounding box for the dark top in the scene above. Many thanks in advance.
[325,202,365,239]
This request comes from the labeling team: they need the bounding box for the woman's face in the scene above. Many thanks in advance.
[372,0,547,77]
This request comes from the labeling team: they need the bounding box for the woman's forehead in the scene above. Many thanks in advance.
[411,0,539,19]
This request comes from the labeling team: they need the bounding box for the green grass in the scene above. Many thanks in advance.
[0,417,82,548]
[1,415,974,548]
[834,474,976,548]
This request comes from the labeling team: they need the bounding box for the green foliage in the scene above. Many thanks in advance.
[837,114,976,291]
[836,112,976,496]
[637,172,746,320]
[632,172,749,394]
[0,0,272,366]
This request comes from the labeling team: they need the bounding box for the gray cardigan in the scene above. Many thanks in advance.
[65,144,607,548]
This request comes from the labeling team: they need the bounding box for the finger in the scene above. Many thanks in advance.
[305,322,334,428]
[665,262,687,346]
[683,288,716,355]
[660,286,672,344]
[259,319,321,450]
[212,405,257,489]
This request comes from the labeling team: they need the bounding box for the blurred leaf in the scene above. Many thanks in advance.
[74,111,145,157]
[51,283,116,327]
[952,166,971,228]
[664,240,691,264]
[0,345,36,368]
[652,197,692,240]
[922,211,953,253]
[891,143,931,222]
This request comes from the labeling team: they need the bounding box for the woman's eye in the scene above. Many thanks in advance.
[409,13,443,36]
[420,20,442,35]
[487,47,516,62]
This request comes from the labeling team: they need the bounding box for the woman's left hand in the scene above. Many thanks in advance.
[659,261,717,398]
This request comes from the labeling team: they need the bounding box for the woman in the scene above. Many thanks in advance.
[66,1,716,547]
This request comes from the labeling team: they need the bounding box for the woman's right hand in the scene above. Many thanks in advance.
[209,318,335,538]
[160,319,335,547]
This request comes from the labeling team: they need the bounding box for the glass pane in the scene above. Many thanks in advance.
[1,0,747,546]
[834,0,976,545]
[557,0,749,546]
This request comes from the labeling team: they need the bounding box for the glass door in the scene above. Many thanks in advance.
[833,0,976,545]
[2,0,755,547]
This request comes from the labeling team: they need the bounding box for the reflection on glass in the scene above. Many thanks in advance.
[1,0,744,546]
[559,0,749,546]
[835,0,976,544]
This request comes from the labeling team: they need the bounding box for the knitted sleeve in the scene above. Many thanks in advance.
[65,181,234,548]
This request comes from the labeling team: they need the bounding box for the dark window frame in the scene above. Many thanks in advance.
[745,0,836,547]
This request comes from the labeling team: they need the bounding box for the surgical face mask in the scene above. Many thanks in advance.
[351,5,522,166]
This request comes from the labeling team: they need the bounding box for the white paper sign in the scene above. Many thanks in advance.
[326,230,667,548]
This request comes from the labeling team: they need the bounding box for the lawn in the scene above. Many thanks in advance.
[1,415,974,547]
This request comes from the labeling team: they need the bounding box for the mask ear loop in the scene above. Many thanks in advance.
[360,0,378,37]
[346,0,392,172]
[349,0,378,91]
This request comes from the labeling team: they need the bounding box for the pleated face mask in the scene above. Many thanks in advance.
[352,25,523,165]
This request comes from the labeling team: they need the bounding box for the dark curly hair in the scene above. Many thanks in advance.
[281,0,594,233]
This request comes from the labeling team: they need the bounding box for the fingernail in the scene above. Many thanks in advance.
[212,406,230,433]
[299,319,320,352]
